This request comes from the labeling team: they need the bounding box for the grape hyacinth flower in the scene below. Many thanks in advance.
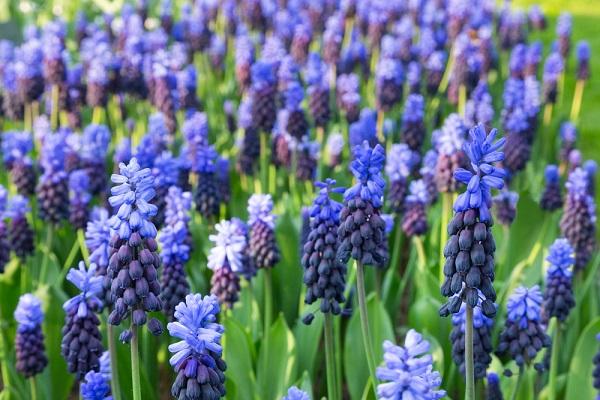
[167,294,227,400]
[326,132,344,169]
[528,5,546,30]
[37,131,70,224]
[193,143,221,220]
[576,41,591,81]
[106,158,163,338]
[524,41,543,77]
[283,386,310,400]
[349,108,378,150]
[560,168,597,271]
[236,97,260,175]
[425,51,447,96]
[216,157,231,205]
[16,40,44,104]
[224,100,236,134]
[543,238,575,322]
[542,53,564,105]
[496,286,552,370]
[376,329,447,400]
[14,294,48,378]
[81,370,112,400]
[160,220,192,320]
[559,122,577,163]
[401,94,426,152]
[337,73,361,123]
[486,373,503,400]
[568,149,583,173]
[1,130,36,196]
[152,61,177,133]
[85,207,113,309]
[159,186,193,320]
[234,35,255,92]
[5,194,34,260]
[375,58,404,112]
[439,123,506,317]
[86,58,109,108]
[248,194,280,269]
[402,180,430,237]
[450,293,495,379]
[407,61,421,94]
[61,261,105,381]
[306,52,330,129]
[207,220,247,308]
[493,191,518,226]
[540,165,563,211]
[302,179,346,315]
[556,12,572,59]
[151,151,180,229]
[338,141,387,265]
[584,160,597,197]
[299,206,311,261]
[421,149,439,205]
[283,81,309,141]
[69,170,92,230]
[250,60,277,133]
[384,143,414,214]
[0,186,9,272]
[81,123,111,196]
[435,113,466,194]
[375,214,393,270]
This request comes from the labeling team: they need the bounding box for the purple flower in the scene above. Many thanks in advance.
[559,122,577,142]
[208,220,247,272]
[576,41,591,62]
[283,387,310,400]
[167,293,224,366]
[453,124,506,221]
[543,53,565,83]
[108,158,158,240]
[566,167,589,201]
[385,143,414,182]
[85,207,112,268]
[14,293,44,332]
[376,329,446,400]
[402,94,424,123]
[247,194,276,230]
[506,285,543,328]
[159,221,190,265]
[435,113,465,156]
[555,12,572,36]
[80,371,112,400]
[284,81,304,111]
[407,180,429,204]
[545,164,560,184]
[63,261,104,318]
[546,238,574,278]
[1,130,33,165]
[376,58,404,87]
[344,141,386,207]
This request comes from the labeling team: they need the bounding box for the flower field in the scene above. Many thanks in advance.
[0,0,599,399]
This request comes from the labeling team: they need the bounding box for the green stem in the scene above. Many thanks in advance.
[465,305,475,400]
[548,320,560,400]
[30,376,37,400]
[458,84,466,119]
[570,80,585,122]
[440,193,452,285]
[356,260,379,394]
[56,237,80,286]
[510,366,524,400]
[130,323,142,400]
[260,132,268,195]
[77,229,90,261]
[51,85,59,130]
[39,225,54,286]
[93,106,103,125]
[324,313,338,400]
[108,324,122,400]
[0,314,10,393]
[262,268,273,395]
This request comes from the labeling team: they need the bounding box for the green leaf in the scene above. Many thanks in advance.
[257,314,298,400]
[564,317,600,400]
[343,293,394,400]
[272,211,302,327]
[231,282,263,345]
[35,285,75,400]
[223,317,258,400]
[293,312,323,379]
